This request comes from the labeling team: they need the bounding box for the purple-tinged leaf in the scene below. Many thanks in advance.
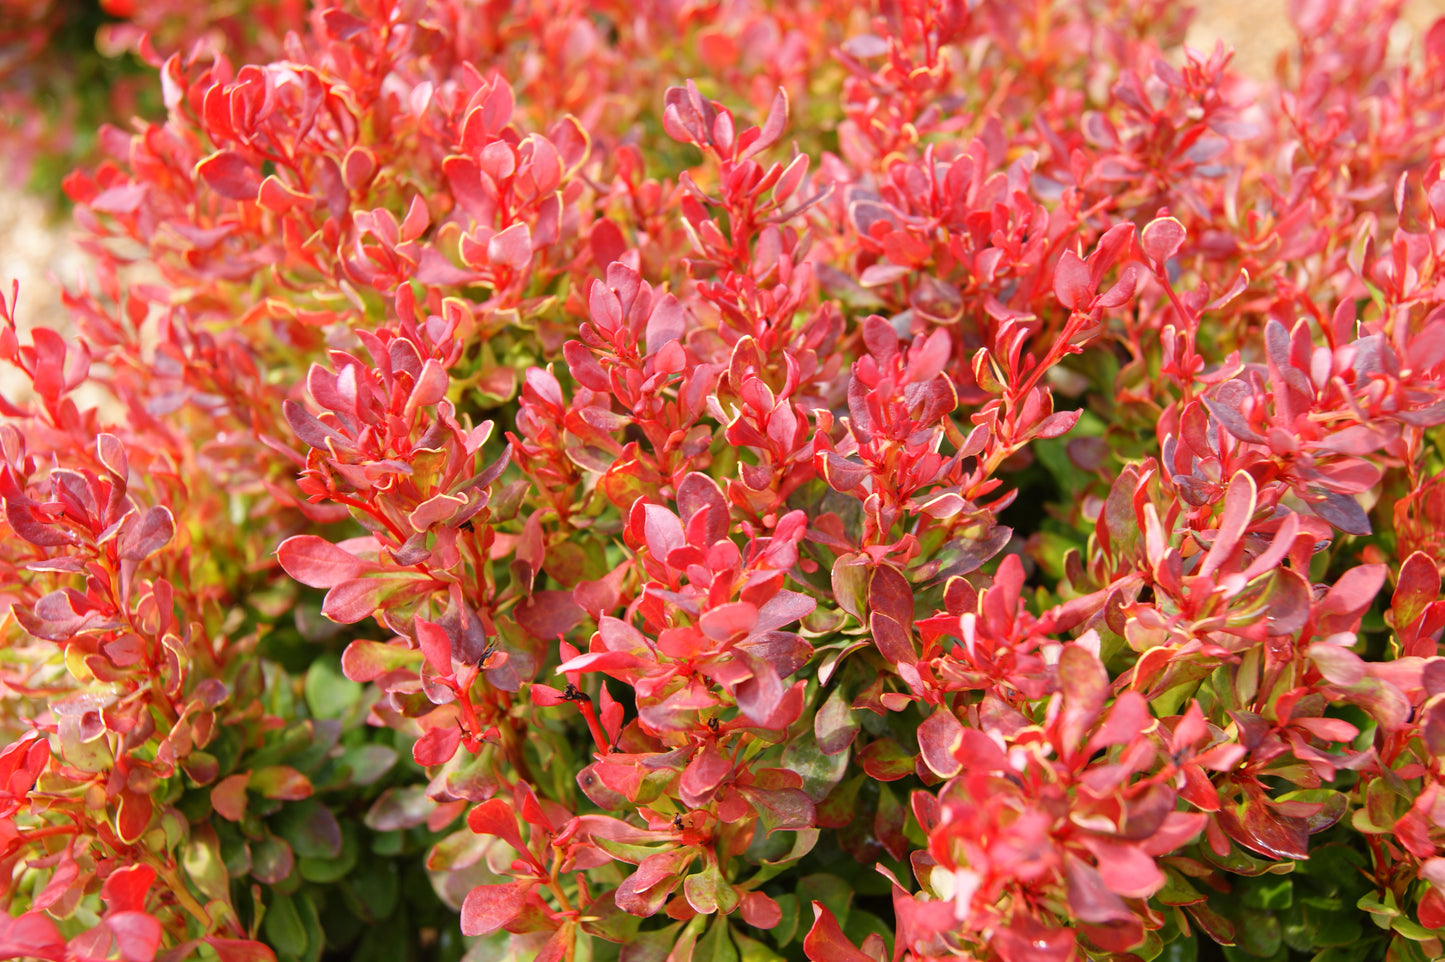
[1065,857,1135,923]
[117,506,174,562]
[515,591,585,640]
[1311,489,1372,536]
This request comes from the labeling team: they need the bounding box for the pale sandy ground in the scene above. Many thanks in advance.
[2,1,1444,408]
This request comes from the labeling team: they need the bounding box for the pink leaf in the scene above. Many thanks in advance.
[196,150,261,201]
[107,912,162,962]
[204,939,278,962]
[645,293,685,354]
[1140,215,1186,266]
[642,503,685,561]
[679,741,733,807]
[0,911,64,961]
[101,865,156,914]
[416,618,453,675]
[918,708,965,778]
[699,601,758,641]
[279,536,372,588]
[1053,249,1092,310]
[322,579,387,624]
[1200,471,1256,577]
[488,222,532,270]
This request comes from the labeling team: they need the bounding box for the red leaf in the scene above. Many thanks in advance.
[416,618,453,675]
[196,150,261,201]
[118,506,175,562]
[102,865,156,914]
[699,601,758,641]
[918,708,964,779]
[460,882,529,936]
[868,564,913,634]
[1053,248,1092,310]
[1058,645,1109,752]
[645,293,685,354]
[679,742,732,807]
[740,891,783,929]
[1035,409,1081,439]
[857,738,916,781]
[204,939,278,962]
[642,503,685,561]
[488,222,533,270]
[116,789,152,843]
[1140,216,1186,266]
[413,725,462,767]
[1394,551,1441,629]
[1079,838,1164,898]
[1065,857,1134,923]
[322,578,387,623]
[742,87,788,160]
[279,536,372,588]
[1199,471,1256,577]
[0,911,64,962]
[107,911,162,962]
[257,175,314,214]
[802,902,872,962]
[467,798,527,852]
[211,773,250,822]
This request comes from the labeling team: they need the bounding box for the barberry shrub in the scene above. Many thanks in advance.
[6,1,1445,961]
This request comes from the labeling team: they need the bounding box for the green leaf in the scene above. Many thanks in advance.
[780,735,849,802]
[770,893,799,947]
[304,656,364,719]
[684,861,740,916]
[1243,878,1294,912]
[335,744,398,787]
[1155,933,1198,962]
[732,931,784,962]
[795,874,851,931]
[694,918,739,962]
[346,861,400,921]
[274,799,342,859]
[299,823,358,883]
[843,909,892,958]
[262,893,308,961]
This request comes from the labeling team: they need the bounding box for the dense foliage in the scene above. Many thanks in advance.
[6,1,1445,960]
